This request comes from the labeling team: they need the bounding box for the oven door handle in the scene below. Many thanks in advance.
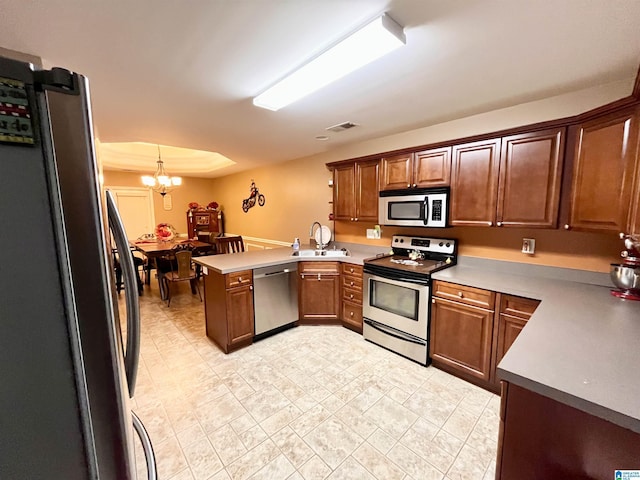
[393,277,430,287]
[364,319,426,345]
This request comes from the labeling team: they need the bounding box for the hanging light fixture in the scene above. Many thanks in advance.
[141,145,182,196]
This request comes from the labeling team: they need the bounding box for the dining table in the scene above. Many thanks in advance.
[131,239,213,285]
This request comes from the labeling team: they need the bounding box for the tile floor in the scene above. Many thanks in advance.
[125,279,499,480]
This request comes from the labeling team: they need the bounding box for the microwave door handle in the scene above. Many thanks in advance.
[423,196,429,225]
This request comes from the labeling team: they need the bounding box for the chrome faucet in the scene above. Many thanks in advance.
[309,221,324,251]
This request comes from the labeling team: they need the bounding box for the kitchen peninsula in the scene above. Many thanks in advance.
[195,246,640,477]
[194,246,376,353]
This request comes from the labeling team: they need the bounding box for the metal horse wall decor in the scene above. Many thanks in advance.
[242,180,266,213]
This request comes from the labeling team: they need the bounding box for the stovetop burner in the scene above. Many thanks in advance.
[364,235,457,281]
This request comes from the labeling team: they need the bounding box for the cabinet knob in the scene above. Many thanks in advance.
[317,274,321,281]
[488,221,493,226]
[457,291,464,298]
[349,294,354,299]
[432,299,435,304]
[349,268,354,273]
[564,224,570,230]
[238,277,243,282]
[496,222,502,227]
[354,217,358,222]
[412,183,417,188]
[249,286,253,291]
[350,217,354,221]
[407,183,411,188]
[350,281,354,286]
[350,311,354,317]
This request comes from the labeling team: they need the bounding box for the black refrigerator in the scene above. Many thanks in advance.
[0,56,156,479]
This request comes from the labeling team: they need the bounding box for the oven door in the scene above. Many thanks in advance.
[363,273,429,339]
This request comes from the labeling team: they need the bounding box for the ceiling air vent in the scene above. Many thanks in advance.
[325,121,359,133]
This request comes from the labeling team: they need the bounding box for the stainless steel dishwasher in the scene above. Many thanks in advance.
[253,262,298,337]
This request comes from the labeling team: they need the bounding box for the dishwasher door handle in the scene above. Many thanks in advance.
[254,269,291,279]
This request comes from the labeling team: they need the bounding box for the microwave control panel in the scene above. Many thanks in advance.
[431,200,442,221]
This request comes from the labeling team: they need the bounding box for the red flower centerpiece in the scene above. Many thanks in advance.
[188,202,200,210]
[207,201,219,210]
[155,223,177,242]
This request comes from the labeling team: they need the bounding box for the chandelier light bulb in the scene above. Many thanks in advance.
[141,145,182,196]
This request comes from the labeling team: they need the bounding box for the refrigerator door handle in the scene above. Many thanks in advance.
[132,411,157,480]
[106,190,140,396]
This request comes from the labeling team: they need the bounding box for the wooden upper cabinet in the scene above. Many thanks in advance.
[497,128,565,228]
[631,183,640,236]
[355,159,380,222]
[333,163,355,221]
[450,138,501,226]
[414,147,451,188]
[380,148,451,191]
[380,153,413,190]
[333,160,379,222]
[565,106,640,233]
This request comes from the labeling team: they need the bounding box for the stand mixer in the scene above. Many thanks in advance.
[610,233,640,300]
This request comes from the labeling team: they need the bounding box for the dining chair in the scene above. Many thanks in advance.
[216,235,245,254]
[113,248,145,295]
[162,249,202,306]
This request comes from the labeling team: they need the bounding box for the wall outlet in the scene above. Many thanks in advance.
[366,228,381,239]
[522,238,535,254]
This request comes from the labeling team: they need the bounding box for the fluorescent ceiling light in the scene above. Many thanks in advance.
[253,13,405,111]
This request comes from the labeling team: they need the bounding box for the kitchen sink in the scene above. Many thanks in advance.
[291,249,350,257]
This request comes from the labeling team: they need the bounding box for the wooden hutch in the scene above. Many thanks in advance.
[186,209,223,240]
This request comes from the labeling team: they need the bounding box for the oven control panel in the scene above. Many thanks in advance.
[391,235,456,255]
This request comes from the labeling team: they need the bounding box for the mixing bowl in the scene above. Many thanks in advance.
[610,264,640,292]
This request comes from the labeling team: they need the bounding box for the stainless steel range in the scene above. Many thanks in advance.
[363,235,457,365]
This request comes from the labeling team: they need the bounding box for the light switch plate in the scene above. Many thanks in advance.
[522,238,535,254]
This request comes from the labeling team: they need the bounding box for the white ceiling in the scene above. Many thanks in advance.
[1,0,639,177]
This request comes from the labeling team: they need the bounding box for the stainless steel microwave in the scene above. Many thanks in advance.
[379,187,449,227]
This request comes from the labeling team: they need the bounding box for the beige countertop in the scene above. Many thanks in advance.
[195,245,640,434]
[193,245,381,274]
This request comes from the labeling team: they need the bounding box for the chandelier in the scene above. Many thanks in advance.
[141,145,182,196]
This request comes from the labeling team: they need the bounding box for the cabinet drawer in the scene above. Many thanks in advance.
[342,275,363,291]
[226,270,253,288]
[342,300,363,326]
[341,264,363,276]
[500,294,539,319]
[299,261,340,275]
[343,287,362,304]
[433,280,495,310]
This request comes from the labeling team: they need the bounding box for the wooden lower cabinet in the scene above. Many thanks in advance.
[497,382,640,479]
[431,296,495,383]
[204,269,254,353]
[341,264,363,333]
[492,294,540,384]
[298,262,340,324]
[431,281,539,392]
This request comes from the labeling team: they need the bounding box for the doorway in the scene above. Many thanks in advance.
[107,187,155,240]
